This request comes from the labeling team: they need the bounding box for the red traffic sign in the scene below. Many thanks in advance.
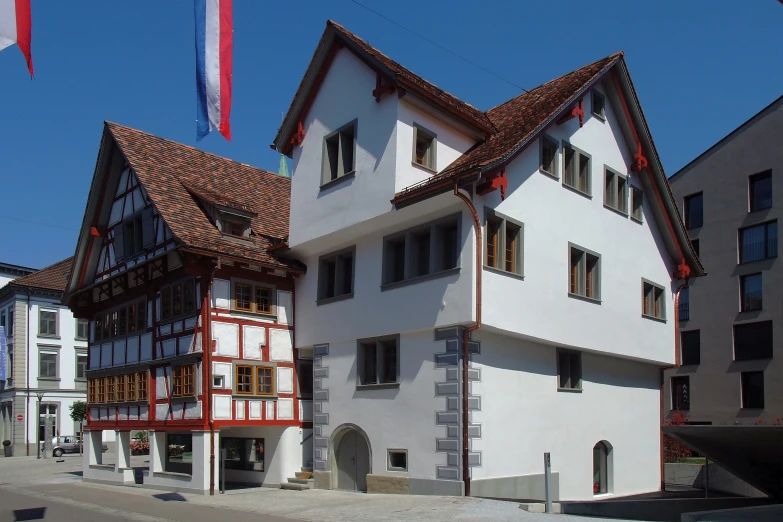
[16,414,23,421]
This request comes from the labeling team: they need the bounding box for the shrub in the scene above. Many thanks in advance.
[663,410,692,462]
[130,440,150,455]
[2,440,10,447]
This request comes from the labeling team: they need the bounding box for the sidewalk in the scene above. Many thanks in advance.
[0,455,642,521]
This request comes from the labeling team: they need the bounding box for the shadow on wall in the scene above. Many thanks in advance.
[476,330,660,391]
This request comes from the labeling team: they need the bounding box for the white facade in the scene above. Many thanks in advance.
[286,44,680,500]
[0,282,113,457]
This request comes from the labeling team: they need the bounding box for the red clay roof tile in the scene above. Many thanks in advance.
[7,257,73,293]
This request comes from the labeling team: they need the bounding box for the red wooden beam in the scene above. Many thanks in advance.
[372,73,396,103]
[476,169,507,200]
[557,99,585,127]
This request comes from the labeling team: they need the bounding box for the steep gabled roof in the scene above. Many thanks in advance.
[2,257,72,295]
[273,20,494,155]
[103,123,302,271]
[434,53,622,181]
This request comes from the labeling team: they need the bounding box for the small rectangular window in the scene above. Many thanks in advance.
[684,192,703,229]
[557,349,581,390]
[739,221,777,263]
[387,450,408,471]
[749,170,772,212]
[604,168,628,214]
[642,280,666,320]
[357,336,399,386]
[235,284,252,311]
[126,374,136,401]
[39,352,58,378]
[298,360,313,397]
[256,367,274,395]
[165,433,193,475]
[410,229,431,278]
[384,236,406,284]
[540,136,558,177]
[39,310,57,337]
[592,90,605,119]
[680,330,700,365]
[569,246,600,300]
[76,353,88,379]
[671,376,690,410]
[107,376,116,402]
[88,379,97,403]
[563,144,591,195]
[413,125,437,171]
[236,365,254,394]
[97,377,106,403]
[322,121,356,185]
[221,214,251,238]
[137,372,148,400]
[213,375,224,388]
[485,211,524,276]
[678,287,690,321]
[734,321,773,361]
[116,374,126,402]
[740,273,763,312]
[171,364,195,397]
[318,248,355,302]
[741,371,764,409]
[76,319,89,341]
[255,286,272,314]
[631,188,643,222]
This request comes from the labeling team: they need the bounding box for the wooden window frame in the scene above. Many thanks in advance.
[412,123,437,172]
[97,377,106,403]
[484,210,524,277]
[172,364,196,398]
[592,89,606,120]
[642,279,666,321]
[107,376,116,402]
[232,362,277,397]
[116,374,126,402]
[137,372,148,400]
[562,142,592,197]
[160,279,196,322]
[256,367,275,396]
[232,280,276,316]
[235,365,254,395]
[126,374,137,401]
[219,212,252,239]
[539,135,559,179]
[88,379,97,403]
[94,299,146,342]
[603,166,628,215]
[569,244,601,302]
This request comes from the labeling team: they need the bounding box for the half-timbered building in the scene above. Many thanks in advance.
[64,123,309,493]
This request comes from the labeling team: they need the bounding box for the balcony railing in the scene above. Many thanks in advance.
[678,302,690,321]
[741,290,763,312]
[741,238,778,263]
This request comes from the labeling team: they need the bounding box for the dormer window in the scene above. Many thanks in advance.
[218,212,251,239]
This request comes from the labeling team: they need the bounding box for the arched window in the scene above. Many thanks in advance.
[593,441,610,494]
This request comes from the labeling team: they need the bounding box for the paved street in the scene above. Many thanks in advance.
[0,455,641,521]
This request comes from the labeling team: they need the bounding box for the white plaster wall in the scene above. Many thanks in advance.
[479,86,676,364]
[320,330,445,480]
[294,206,475,348]
[289,48,399,248]
[395,99,476,192]
[471,329,662,500]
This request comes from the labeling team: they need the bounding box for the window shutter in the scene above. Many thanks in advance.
[113,226,125,262]
[141,207,156,248]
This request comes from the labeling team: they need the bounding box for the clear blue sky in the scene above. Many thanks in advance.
[1,1,781,270]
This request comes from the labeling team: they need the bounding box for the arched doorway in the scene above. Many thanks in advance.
[334,427,370,492]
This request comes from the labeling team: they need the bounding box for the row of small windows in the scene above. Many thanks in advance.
[540,138,644,223]
[684,170,773,230]
[87,372,149,403]
[94,299,147,342]
[1,307,87,341]
[672,370,765,411]
[679,320,773,367]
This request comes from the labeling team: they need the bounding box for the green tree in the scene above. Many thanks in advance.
[69,401,87,455]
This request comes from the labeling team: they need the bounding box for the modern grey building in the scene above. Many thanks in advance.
[665,95,781,426]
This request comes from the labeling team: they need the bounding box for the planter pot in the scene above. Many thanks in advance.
[4,446,12,457]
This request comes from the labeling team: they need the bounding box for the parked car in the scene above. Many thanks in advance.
[46,436,108,457]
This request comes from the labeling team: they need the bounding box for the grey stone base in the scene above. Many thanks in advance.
[470,472,559,501]
[313,470,331,490]
[367,474,409,494]
[139,482,210,495]
[82,477,137,487]
[409,477,464,496]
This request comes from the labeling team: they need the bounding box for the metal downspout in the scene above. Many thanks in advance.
[200,266,216,495]
[453,180,482,497]
[661,281,689,489]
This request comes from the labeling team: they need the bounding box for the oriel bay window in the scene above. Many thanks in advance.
[382,215,460,288]
[161,279,196,321]
[234,364,276,396]
[485,210,524,276]
[642,279,666,320]
[233,282,275,315]
[569,244,600,301]
[318,247,355,302]
[357,336,399,387]
[172,364,196,397]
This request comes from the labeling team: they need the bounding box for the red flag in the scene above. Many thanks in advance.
[0,0,34,77]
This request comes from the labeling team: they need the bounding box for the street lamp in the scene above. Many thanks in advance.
[36,392,44,459]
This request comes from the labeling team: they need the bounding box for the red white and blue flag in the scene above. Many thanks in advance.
[195,0,232,141]
[0,0,33,77]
